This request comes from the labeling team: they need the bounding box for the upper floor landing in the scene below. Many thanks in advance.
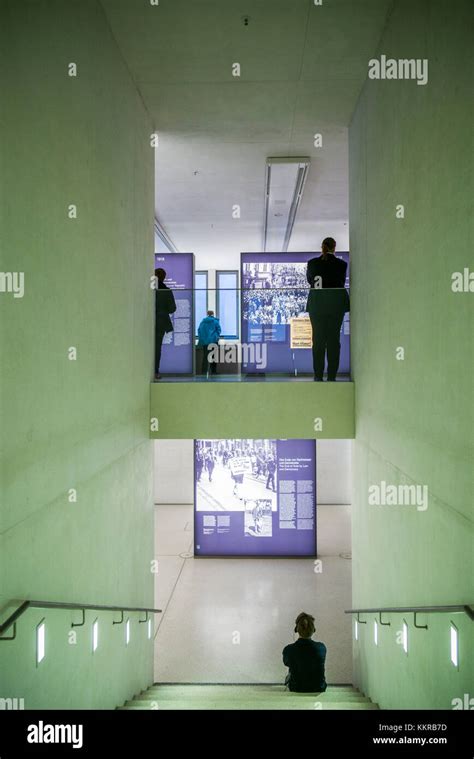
[150,378,354,439]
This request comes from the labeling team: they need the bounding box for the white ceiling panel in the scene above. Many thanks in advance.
[102,0,392,264]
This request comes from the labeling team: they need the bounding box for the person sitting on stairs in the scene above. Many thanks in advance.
[282,612,327,692]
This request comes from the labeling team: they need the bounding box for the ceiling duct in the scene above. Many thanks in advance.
[262,156,310,252]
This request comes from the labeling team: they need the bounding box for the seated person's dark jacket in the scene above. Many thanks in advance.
[305,255,350,316]
[155,282,177,333]
[282,638,327,692]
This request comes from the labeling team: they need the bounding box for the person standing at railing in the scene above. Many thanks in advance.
[154,267,177,381]
[306,237,350,381]
[197,310,222,376]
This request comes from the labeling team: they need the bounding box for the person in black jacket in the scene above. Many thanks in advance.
[282,612,327,693]
[306,238,349,381]
[154,267,177,380]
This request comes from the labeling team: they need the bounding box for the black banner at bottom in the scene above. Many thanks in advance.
[0,709,472,757]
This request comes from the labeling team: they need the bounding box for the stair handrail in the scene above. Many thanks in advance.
[0,599,162,638]
[345,604,474,619]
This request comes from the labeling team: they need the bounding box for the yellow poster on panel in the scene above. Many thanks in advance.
[290,317,312,349]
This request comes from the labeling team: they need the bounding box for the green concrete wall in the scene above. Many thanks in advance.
[0,0,155,708]
[349,0,473,709]
[150,382,355,439]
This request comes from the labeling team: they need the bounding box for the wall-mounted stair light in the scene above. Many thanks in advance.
[354,620,359,641]
[125,618,130,646]
[374,619,378,646]
[402,620,408,654]
[147,618,152,641]
[92,619,99,653]
[36,619,45,665]
[450,623,458,668]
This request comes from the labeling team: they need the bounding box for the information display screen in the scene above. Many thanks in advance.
[241,252,350,374]
[194,439,317,557]
[154,253,194,374]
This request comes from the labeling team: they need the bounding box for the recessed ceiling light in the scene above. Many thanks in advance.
[263,157,310,252]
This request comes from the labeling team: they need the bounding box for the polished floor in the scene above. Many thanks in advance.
[153,502,352,684]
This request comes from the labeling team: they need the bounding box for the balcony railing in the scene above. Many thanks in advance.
[154,286,351,380]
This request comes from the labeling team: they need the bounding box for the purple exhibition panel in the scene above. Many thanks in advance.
[194,439,317,557]
[154,252,194,374]
[240,252,350,375]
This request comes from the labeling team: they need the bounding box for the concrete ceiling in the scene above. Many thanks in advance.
[102,0,392,264]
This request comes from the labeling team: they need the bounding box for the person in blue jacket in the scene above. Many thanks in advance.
[198,310,222,375]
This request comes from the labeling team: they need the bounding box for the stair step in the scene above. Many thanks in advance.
[146,685,358,694]
[119,683,378,711]
[152,683,355,689]
[133,691,370,703]
[120,701,378,711]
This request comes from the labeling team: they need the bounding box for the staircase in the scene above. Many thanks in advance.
[120,684,378,710]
